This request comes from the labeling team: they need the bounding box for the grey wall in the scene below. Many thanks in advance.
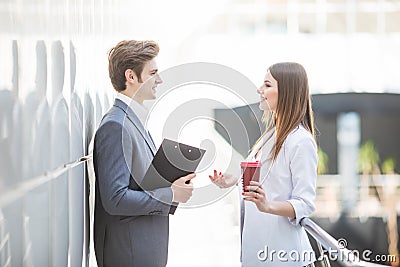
[0,39,101,267]
[0,1,116,266]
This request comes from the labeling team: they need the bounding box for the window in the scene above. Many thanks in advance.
[327,13,346,33]
[385,11,400,32]
[266,13,288,33]
[356,12,377,32]
[299,13,317,33]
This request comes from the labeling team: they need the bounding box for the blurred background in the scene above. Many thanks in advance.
[0,0,399,266]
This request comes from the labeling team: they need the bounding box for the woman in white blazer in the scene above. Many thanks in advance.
[210,62,318,267]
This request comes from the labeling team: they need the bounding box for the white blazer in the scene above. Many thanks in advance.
[240,124,318,267]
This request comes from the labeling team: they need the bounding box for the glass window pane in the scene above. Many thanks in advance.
[327,0,346,3]
[238,15,257,34]
[385,12,400,33]
[299,13,316,33]
[267,0,288,5]
[327,13,346,33]
[356,13,377,32]
[266,13,287,33]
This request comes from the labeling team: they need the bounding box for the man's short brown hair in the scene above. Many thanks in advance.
[108,40,159,91]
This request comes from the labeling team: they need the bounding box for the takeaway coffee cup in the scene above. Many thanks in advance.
[240,161,262,191]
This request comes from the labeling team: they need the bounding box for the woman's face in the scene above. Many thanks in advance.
[258,70,278,112]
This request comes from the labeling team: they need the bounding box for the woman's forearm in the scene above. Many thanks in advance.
[265,200,296,218]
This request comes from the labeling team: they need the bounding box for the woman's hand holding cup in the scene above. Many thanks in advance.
[243,181,269,213]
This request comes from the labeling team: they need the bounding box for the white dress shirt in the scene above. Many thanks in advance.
[240,124,318,266]
[116,93,149,130]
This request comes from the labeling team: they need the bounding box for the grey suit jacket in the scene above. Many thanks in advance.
[93,99,177,267]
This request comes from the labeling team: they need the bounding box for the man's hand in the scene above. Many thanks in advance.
[171,173,196,203]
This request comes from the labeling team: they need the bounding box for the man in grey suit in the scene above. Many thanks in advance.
[93,40,195,267]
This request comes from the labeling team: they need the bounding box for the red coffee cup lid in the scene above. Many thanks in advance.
[240,161,261,167]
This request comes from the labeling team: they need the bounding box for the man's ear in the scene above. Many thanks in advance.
[125,69,137,84]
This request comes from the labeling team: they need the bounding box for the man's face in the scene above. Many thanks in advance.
[134,59,163,102]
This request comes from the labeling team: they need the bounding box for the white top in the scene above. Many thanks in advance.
[116,92,149,130]
[240,125,318,266]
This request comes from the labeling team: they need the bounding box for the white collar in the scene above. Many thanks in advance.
[116,92,149,129]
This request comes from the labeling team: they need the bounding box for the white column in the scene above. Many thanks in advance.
[337,112,361,213]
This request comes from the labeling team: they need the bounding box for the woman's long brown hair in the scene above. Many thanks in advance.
[253,62,315,160]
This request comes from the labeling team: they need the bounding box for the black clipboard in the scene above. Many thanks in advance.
[140,138,206,191]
